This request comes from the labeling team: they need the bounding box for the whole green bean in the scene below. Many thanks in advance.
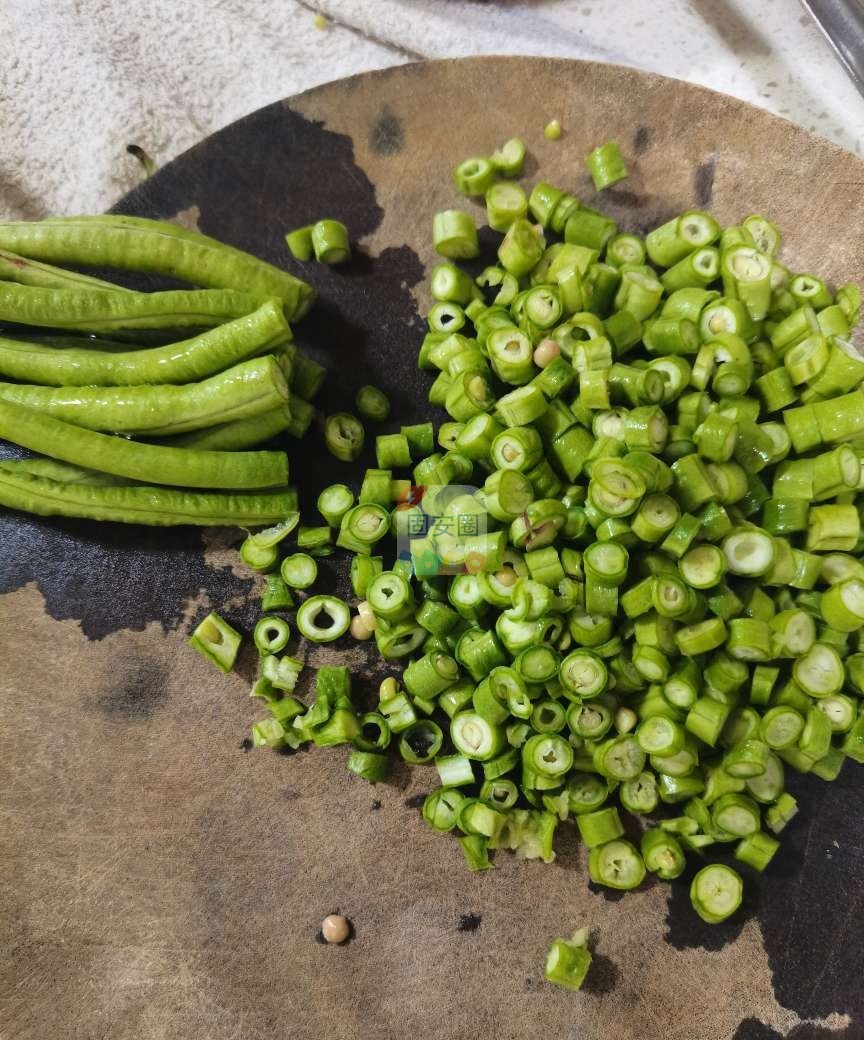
[0,468,297,526]
[0,248,127,292]
[0,398,288,489]
[0,300,290,386]
[0,355,288,436]
[0,215,315,320]
[0,281,259,333]
[162,403,293,450]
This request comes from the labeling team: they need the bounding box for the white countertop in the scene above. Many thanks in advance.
[1,0,861,217]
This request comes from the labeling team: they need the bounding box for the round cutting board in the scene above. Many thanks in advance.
[2,57,863,1040]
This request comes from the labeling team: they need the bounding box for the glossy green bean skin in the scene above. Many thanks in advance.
[0,215,315,320]
[0,281,260,333]
[0,458,126,487]
[0,355,288,436]
[5,334,149,352]
[0,248,127,292]
[0,300,290,386]
[0,398,288,489]
[0,468,297,526]
[163,403,293,450]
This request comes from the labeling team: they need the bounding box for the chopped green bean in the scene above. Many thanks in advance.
[324,412,364,462]
[188,612,241,673]
[586,141,628,191]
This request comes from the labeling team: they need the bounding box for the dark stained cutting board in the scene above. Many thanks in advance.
[2,57,863,1040]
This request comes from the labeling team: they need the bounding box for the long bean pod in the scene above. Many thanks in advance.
[0,215,314,319]
[0,398,288,488]
[0,300,290,386]
[0,468,296,525]
[0,282,261,332]
[0,355,288,435]
[0,247,128,292]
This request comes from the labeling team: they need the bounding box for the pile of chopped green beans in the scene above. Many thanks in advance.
[219,135,864,948]
[0,215,324,525]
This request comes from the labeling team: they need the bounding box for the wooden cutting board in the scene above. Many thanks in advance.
[2,57,863,1040]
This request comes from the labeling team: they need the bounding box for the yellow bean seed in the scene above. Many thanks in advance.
[321,914,350,944]
[350,616,373,641]
[534,339,560,369]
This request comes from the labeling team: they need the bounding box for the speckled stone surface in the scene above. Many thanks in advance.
[2,56,864,1040]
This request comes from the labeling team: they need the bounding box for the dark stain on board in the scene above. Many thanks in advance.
[733,1020,783,1040]
[369,105,405,156]
[0,504,255,641]
[597,187,644,209]
[90,657,169,721]
[756,768,864,1024]
[404,793,426,810]
[457,913,481,933]
[633,125,650,153]
[694,156,716,207]
[662,765,864,1028]
[733,1019,846,1039]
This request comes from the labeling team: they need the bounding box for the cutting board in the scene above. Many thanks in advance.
[2,57,863,1040]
